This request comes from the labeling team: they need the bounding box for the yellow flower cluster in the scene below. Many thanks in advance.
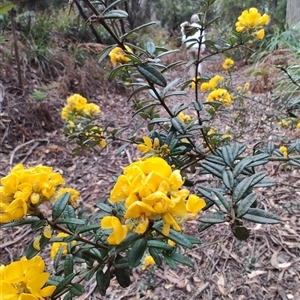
[109,45,133,67]
[84,125,107,148]
[61,94,101,121]
[137,136,170,158]
[0,256,56,299]
[141,255,155,270]
[0,164,65,223]
[55,187,80,207]
[235,7,270,40]
[102,157,206,244]
[201,75,224,92]
[279,146,288,157]
[207,88,231,106]
[191,76,201,90]
[178,112,194,124]
[50,232,77,260]
[223,58,234,70]
[297,123,300,129]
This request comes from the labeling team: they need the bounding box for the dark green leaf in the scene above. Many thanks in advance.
[63,292,72,300]
[221,145,235,167]
[149,247,162,265]
[171,117,187,134]
[2,217,40,228]
[64,254,74,276]
[236,193,257,217]
[30,220,46,230]
[63,205,77,232]
[164,255,177,269]
[166,229,193,249]
[51,273,75,297]
[199,211,227,224]
[98,45,114,65]
[56,218,85,225]
[109,233,140,255]
[70,284,84,296]
[128,238,147,267]
[137,65,167,87]
[223,170,234,190]
[149,117,170,124]
[115,267,131,288]
[25,234,50,259]
[200,161,225,179]
[53,246,65,271]
[242,208,281,224]
[52,192,70,220]
[77,224,100,234]
[147,240,173,251]
[212,190,230,213]
[170,252,194,267]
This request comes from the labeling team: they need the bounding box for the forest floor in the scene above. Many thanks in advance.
[0,45,300,300]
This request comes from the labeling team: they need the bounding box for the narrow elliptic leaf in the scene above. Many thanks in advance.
[1,217,40,228]
[149,117,170,124]
[242,208,281,224]
[63,205,77,232]
[149,247,162,265]
[200,161,225,179]
[166,229,193,249]
[64,254,74,276]
[164,255,177,269]
[52,192,70,220]
[51,273,75,297]
[70,283,84,296]
[221,145,235,167]
[30,220,46,230]
[103,9,128,19]
[137,65,167,87]
[109,233,140,256]
[236,193,257,217]
[115,267,131,288]
[223,170,234,190]
[56,218,85,225]
[63,292,72,300]
[98,45,114,65]
[77,224,100,234]
[53,246,65,271]
[147,240,173,251]
[212,190,230,213]
[199,211,227,224]
[232,172,266,203]
[128,238,147,267]
[171,117,187,134]
[170,252,194,267]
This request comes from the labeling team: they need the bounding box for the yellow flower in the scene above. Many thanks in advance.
[207,127,217,136]
[222,133,232,140]
[223,58,234,70]
[186,194,206,216]
[43,225,52,239]
[297,123,300,129]
[141,255,155,270]
[33,235,42,251]
[50,232,76,260]
[0,256,56,299]
[137,136,153,153]
[278,120,289,127]
[178,112,193,124]
[279,146,288,157]
[101,216,128,245]
[207,88,231,106]
[0,164,65,223]
[55,187,80,207]
[109,45,133,67]
[235,8,269,40]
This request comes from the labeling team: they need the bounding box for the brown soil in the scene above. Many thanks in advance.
[0,47,300,300]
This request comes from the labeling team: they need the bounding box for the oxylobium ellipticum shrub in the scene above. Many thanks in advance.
[1,1,300,299]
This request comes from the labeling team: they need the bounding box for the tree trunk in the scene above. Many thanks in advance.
[286,0,300,28]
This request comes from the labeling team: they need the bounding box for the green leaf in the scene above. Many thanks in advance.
[63,205,77,232]
[96,269,111,296]
[149,117,170,124]
[25,234,50,259]
[236,193,257,217]
[167,229,193,249]
[170,252,194,267]
[70,283,84,296]
[232,225,250,240]
[108,63,131,82]
[115,143,130,155]
[109,233,140,255]
[2,217,40,228]
[63,292,72,300]
[171,117,187,134]
[52,192,70,220]
[103,9,128,19]
[98,45,114,65]
[77,224,100,234]
[30,220,46,230]
[128,238,147,267]
[137,65,167,87]
[199,211,227,224]
[221,145,235,167]
[232,172,266,203]
[212,190,230,213]
[223,170,234,190]
[115,267,131,288]
[193,101,203,111]
[149,247,162,265]
[56,218,85,225]
[200,161,225,179]
[64,254,74,276]
[242,208,281,224]
[0,2,15,14]
[53,246,65,271]
[51,273,75,297]
[146,42,156,55]
[147,240,174,251]
[164,255,177,269]
[184,234,202,244]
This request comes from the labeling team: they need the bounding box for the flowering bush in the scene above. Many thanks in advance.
[1,1,300,299]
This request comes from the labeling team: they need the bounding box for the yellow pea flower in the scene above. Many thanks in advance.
[137,136,153,153]
[101,216,128,245]
[141,255,155,270]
